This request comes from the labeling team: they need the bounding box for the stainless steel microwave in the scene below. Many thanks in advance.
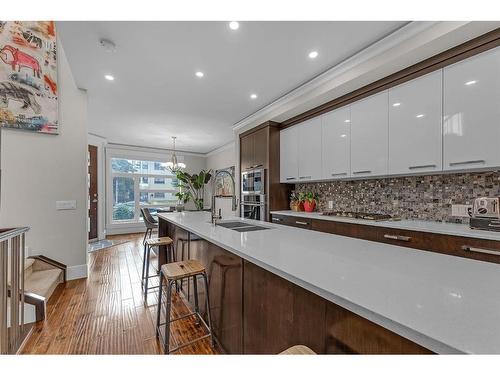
[241,168,265,195]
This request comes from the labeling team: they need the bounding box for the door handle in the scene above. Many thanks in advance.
[353,170,371,175]
[295,221,309,226]
[462,245,500,256]
[384,234,411,242]
[408,164,436,170]
[449,160,485,167]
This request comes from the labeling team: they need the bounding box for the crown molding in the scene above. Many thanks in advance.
[205,141,235,157]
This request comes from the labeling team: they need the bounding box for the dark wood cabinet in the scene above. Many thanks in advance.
[270,213,500,265]
[239,122,291,221]
[243,260,326,354]
[325,303,432,354]
[240,127,267,171]
[271,214,312,229]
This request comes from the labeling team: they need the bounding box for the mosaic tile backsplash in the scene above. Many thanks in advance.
[295,171,500,223]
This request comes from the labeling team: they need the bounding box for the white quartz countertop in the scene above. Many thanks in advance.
[271,210,500,241]
[158,211,500,354]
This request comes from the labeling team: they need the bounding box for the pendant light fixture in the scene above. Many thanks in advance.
[165,136,186,172]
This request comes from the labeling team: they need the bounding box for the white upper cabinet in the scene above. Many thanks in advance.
[297,117,322,181]
[350,91,389,177]
[280,125,299,183]
[443,47,500,171]
[322,106,351,179]
[388,70,443,175]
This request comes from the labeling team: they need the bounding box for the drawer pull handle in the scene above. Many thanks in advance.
[449,160,485,167]
[331,172,348,177]
[295,221,309,226]
[299,176,312,180]
[272,218,282,222]
[409,164,436,170]
[462,245,500,256]
[285,177,296,181]
[353,170,371,175]
[384,234,411,242]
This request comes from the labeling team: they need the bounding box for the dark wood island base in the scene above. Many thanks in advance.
[159,217,432,354]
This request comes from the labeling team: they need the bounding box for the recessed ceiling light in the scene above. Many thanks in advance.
[195,71,204,78]
[308,51,319,59]
[416,114,425,118]
[465,80,477,86]
[344,119,350,123]
[229,21,239,30]
[250,93,258,99]
[392,102,401,107]
[104,74,114,81]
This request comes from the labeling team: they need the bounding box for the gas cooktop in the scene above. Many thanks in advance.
[320,211,400,221]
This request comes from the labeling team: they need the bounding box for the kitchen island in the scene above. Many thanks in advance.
[158,211,500,354]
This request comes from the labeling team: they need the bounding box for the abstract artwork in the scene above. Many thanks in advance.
[214,166,235,196]
[0,21,58,134]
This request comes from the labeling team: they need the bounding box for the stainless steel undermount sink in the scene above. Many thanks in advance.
[216,221,271,232]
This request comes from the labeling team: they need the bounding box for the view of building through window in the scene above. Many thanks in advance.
[110,157,180,221]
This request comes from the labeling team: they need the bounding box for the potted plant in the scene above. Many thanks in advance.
[290,191,303,212]
[175,169,212,211]
[174,191,190,212]
[301,191,319,212]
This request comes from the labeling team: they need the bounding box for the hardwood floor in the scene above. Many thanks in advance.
[21,233,220,354]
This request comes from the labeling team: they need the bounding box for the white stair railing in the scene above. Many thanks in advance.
[0,227,29,354]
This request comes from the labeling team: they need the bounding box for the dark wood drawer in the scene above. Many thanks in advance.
[274,214,500,264]
[271,214,312,229]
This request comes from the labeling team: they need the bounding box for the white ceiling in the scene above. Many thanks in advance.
[57,21,406,153]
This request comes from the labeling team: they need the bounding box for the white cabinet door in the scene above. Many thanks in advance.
[280,126,299,183]
[388,70,442,175]
[350,91,389,177]
[322,106,351,179]
[444,47,500,171]
[298,117,322,181]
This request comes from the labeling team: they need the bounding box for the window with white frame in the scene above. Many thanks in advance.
[108,156,181,223]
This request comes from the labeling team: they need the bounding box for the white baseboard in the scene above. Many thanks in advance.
[67,263,88,280]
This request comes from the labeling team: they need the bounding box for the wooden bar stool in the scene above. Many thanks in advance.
[141,236,174,298]
[156,259,214,354]
[279,345,316,354]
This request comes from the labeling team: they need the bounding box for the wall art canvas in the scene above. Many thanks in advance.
[0,21,58,134]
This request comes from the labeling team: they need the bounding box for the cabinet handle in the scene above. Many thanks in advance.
[384,234,411,242]
[295,221,309,226]
[253,164,263,169]
[285,177,296,181]
[462,245,500,256]
[331,172,348,177]
[353,170,371,175]
[408,164,436,170]
[299,176,312,180]
[449,160,485,167]
[272,217,283,222]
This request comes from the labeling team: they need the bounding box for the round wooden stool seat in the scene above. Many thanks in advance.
[279,345,316,355]
[145,236,173,247]
[161,259,205,281]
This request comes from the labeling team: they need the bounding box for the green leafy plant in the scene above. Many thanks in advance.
[175,169,213,210]
[175,191,190,204]
[300,191,319,203]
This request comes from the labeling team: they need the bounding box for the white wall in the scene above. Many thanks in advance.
[206,142,237,219]
[0,41,89,280]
